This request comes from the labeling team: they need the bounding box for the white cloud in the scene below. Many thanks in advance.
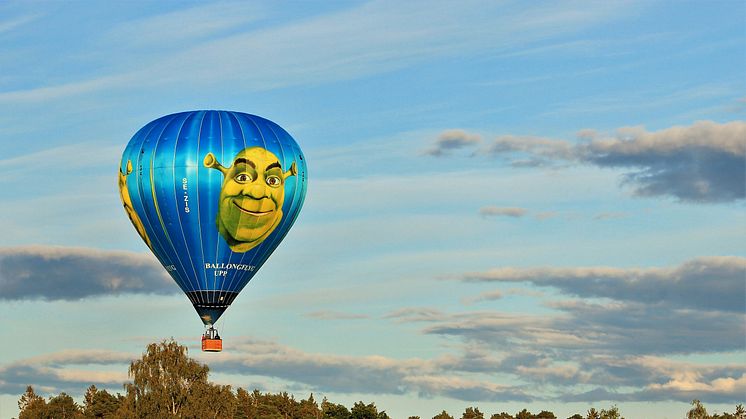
[0,349,132,395]
[430,120,746,203]
[424,130,482,156]
[0,245,176,300]
[460,256,746,312]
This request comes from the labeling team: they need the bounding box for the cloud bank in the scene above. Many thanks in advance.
[428,121,746,203]
[0,246,176,301]
[0,350,132,395]
[461,256,746,312]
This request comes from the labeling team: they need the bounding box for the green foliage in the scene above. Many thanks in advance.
[46,393,83,418]
[351,401,379,419]
[515,409,532,419]
[83,385,122,418]
[323,398,352,419]
[123,339,209,417]
[18,387,83,419]
[462,407,484,419]
[18,386,46,419]
[586,408,600,419]
[688,400,709,419]
[566,415,584,419]
[433,410,455,419]
[709,402,746,419]
[490,413,513,419]
[299,394,322,419]
[598,405,622,419]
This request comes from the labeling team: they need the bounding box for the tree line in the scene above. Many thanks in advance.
[14,340,745,419]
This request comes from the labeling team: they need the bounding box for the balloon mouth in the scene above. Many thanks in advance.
[187,291,240,325]
[232,200,274,216]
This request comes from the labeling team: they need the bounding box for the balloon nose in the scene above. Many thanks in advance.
[244,183,266,198]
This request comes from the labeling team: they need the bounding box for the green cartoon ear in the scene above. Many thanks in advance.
[283,162,297,180]
[120,160,133,176]
[204,152,229,175]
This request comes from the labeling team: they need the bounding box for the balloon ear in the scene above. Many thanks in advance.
[283,162,297,180]
[204,153,228,175]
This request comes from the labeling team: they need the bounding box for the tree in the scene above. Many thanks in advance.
[462,407,485,419]
[515,409,532,419]
[433,411,455,419]
[586,408,600,419]
[46,392,83,418]
[687,400,709,419]
[123,339,209,417]
[409,416,422,419]
[116,338,237,418]
[18,386,47,419]
[185,381,236,419]
[536,411,557,419]
[234,388,257,419]
[599,405,622,419]
[299,394,322,419]
[566,415,584,419]
[83,385,122,418]
[351,401,378,419]
[736,404,746,419]
[322,399,351,419]
[490,413,513,419]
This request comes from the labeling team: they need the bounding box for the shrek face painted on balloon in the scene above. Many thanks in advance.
[204,147,297,253]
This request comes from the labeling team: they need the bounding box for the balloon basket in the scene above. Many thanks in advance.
[201,327,222,352]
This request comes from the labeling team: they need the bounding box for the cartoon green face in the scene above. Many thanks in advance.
[204,147,296,253]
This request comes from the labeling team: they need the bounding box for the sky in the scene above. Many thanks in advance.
[0,1,744,418]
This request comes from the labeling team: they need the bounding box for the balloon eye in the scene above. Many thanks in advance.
[266,176,281,187]
[234,173,252,183]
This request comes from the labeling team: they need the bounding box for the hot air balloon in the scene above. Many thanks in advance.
[118,111,307,352]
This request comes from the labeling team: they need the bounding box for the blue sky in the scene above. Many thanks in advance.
[0,1,744,418]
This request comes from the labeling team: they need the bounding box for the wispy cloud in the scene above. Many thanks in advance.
[0,74,133,104]
[462,288,545,305]
[0,246,176,301]
[479,207,528,218]
[424,129,482,156]
[0,142,122,179]
[428,120,746,203]
[593,212,627,220]
[104,3,265,48]
[1,1,632,103]
[305,310,369,320]
[558,356,746,404]
[461,290,503,305]
[209,337,532,401]
[0,14,41,35]
[388,304,745,401]
[380,254,746,403]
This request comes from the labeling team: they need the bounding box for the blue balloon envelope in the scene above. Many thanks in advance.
[119,111,307,326]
